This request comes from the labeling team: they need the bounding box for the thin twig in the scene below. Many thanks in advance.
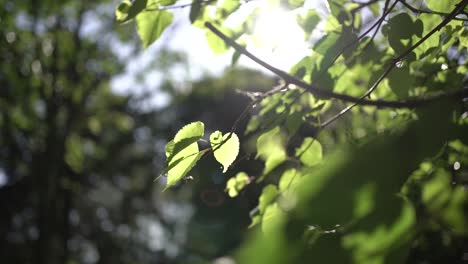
[351,0,381,13]
[145,0,216,11]
[229,83,288,134]
[325,0,399,76]
[362,0,391,51]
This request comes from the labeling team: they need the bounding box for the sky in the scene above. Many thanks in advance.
[107,0,329,111]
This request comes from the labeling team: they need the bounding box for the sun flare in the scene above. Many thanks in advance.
[249,7,310,69]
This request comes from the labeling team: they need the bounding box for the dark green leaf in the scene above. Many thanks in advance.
[189,0,201,23]
[118,0,147,23]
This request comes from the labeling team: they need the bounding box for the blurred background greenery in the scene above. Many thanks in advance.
[0,0,274,263]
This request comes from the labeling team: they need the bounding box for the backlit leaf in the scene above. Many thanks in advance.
[164,121,205,190]
[136,10,173,48]
[256,127,287,176]
[117,0,147,23]
[226,172,250,197]
[295,137,322,167]
[426,0,458,13]
[210,131,240,172]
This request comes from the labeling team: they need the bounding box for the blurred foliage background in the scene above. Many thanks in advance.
[0,0,273,263]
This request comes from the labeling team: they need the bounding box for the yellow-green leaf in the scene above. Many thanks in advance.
[164,122,205,190]
[256,127,287,176]
[295,137,322,167]
[226,172,250,197]
[210,131,240,173]
[136,10,173,48]
[426,0,458,13]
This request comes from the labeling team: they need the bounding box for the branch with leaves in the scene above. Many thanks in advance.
[205,18,467,109]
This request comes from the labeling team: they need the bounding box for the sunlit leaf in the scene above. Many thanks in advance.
[256,127,287,176]
[136,10,173,48]
[217,0,241,19]
[279,168,300,192]
[210,131,240,172]
[297,10,320,39]
[164,121,205,190]
[206,29,229,54]
[285,0,305,9]
[115,0,132,21]
[426,0,458,13]
[258,185,278,215]
[117,0,147,23]
[295,137,322,167]
[226,172,250,197]
[314,32,340,55]
[156,0,176,6]
[174,121,204,142]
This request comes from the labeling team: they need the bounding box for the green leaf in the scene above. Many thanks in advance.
[369,2,380,16]
[231,49,242,66]
[285,111,303,136]
[289,56,313,80]
[426,0,458,13]
[189,0,202,23]
[258,185,279,214]
[117,0,147,23]
[297,9,320,39]
[206,29,229,54]
[314,32,340,55]
[237,103,457,263]
[279,168,301,192]
[174,121,204,142]
[256,127,287,176]
[295,137,322,167]
[136,10,173,48]
[327,0,346,18]
[115,0,132,22]
[385,13,423,54]
[226,172,250,197]
[165,139,175,158]
[422,168,468,234]
[248,184,280,228]
[217,0,241,20]
[157,0,176,6]
[210,131,240,172]
[164,121,205,190]
[387,64,414,99]
[287,0,305,8]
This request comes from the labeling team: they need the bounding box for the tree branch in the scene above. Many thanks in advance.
[205,21,467,109]
[321,0,468,126]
